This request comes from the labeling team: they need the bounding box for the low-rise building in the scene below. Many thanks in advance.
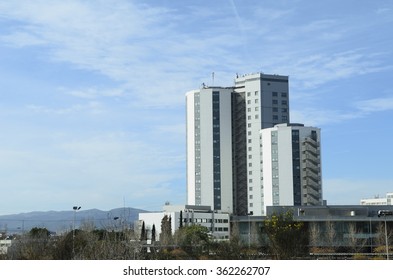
[360,192,393,205]
[233,205,393,258]
[138,204,230,241]
[0,239,12,255]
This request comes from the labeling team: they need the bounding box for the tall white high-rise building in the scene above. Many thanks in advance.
[232,73,289,215]
[258,123,323,215]
[186,86,233,213]
[186,73,322,216]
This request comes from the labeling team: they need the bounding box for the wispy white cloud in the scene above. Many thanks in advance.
[63,87,124,99]
[276,50,391,90]
[355,96,393,113]
[27,101,106,115]
[291,108,360,127]
[0,130,185,213]
[1,0,390,108]
[292,94,393,127]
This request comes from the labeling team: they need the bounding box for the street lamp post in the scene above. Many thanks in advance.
[378,210,392,260]
[72,206,81,259]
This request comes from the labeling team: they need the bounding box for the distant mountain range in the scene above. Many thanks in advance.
[0,207,149,234]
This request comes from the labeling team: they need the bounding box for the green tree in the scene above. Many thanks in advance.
[8,227,54,259]
[263,211,308,259]
[160,215,172,246]
[29,227,50,238]
[174,224,210,259]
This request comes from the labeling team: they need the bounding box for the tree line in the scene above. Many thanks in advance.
[1,211,391,260]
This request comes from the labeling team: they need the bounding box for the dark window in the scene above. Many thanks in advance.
[212,91,221,210]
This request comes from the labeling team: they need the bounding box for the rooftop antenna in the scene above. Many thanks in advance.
[212,72,215,86]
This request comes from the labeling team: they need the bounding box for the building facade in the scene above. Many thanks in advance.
[186,87,233,212]
[233,205,393,258]
[186,73,292,216]
[232,73,290,216]
[360,193,393,205]
[258,123,323,215]
[138,205,230,241]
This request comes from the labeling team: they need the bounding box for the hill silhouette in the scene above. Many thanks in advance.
[0,207,148,234]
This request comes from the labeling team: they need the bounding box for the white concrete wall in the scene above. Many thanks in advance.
[139,208,230,241]
[186,90,197,205]
[260,129,273,215]
[277,125,294,205]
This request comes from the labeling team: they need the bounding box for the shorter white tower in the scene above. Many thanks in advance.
[257,123,322,215]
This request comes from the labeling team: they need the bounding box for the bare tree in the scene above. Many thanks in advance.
[309,222,320,248]
[325,220,337,250]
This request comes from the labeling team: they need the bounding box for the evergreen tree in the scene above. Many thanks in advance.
[160,215,172,246]
[140,221,147,242]
[151,224,156,243]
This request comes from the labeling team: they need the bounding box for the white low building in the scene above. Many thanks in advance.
[138,204,230,241]
[0,239,12,255]
[360,193,393,205]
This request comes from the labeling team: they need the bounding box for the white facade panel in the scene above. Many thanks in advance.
[199,89,214,208]
[277,125,294,205]
[186,91,196,205]
[260,130,273,215]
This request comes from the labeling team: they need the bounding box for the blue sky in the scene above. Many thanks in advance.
[0,0,392,215]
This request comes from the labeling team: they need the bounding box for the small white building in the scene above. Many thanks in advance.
[360,193,393,205]
[0,239,12,255]
[138,204,230,241]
